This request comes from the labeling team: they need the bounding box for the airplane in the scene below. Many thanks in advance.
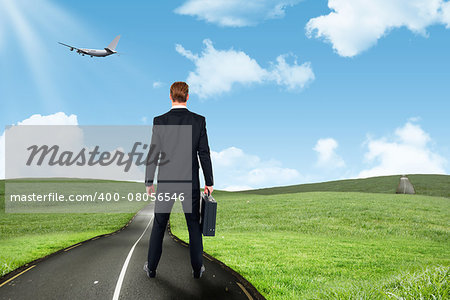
[58,35,121,57]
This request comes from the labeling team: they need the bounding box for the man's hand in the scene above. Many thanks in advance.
[146,184,155,195]
[204,185,213,195]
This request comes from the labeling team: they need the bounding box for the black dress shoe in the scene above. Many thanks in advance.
[193,265,205,279]
[143,262,156,278]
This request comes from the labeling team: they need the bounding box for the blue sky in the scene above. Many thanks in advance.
[1,0,449,190]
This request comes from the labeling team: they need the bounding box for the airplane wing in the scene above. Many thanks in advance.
[58,42,90,55]
[58,42,79,50]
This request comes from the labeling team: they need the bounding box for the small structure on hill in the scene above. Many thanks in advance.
[396,175,415,194]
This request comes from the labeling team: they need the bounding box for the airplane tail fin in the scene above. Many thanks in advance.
[106,35,121,51]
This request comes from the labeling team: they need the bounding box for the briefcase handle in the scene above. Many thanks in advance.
[199,190,208,224]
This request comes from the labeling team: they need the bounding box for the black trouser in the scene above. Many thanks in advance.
[147,190,203,272]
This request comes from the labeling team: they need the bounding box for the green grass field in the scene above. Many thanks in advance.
[1,175,449,299]
[0,179,140,277]
[170,175,450,299]
[243,174,450,198]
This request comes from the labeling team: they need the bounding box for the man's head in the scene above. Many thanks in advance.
[170,81,189,103]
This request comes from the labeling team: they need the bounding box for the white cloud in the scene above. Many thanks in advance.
[16,112,79,125]
[306,0,450,57]
[176,40,266,98]
[314,138,345,168]
[270,55,315,90]
[176,39,314,98]
[358,121,447,178]
[210,146,303,191]
[153,81,163,88]
[443,2,450,26]
[175,0,302,27]
[222,185,254,192]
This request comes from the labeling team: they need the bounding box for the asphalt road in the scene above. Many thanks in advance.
[0,205,253,300]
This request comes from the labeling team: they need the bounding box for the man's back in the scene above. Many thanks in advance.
[149,107,213,190]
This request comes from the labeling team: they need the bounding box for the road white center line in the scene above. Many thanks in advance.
[112,214,154,300]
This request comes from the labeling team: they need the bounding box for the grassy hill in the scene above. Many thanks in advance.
[242,174,450,198]
[170,175,450,299]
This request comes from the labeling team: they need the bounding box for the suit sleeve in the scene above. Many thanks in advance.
[198,117,214,186]
[145,117,161,186]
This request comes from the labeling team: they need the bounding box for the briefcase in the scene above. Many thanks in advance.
[200,192,217,236]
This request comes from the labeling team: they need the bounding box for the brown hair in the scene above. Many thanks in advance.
[170,81,189,102]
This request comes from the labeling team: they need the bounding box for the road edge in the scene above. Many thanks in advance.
[167,222,266,300]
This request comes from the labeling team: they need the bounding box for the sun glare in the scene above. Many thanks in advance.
[0,0,91,108]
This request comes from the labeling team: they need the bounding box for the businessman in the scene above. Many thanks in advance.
[144,81,214,279]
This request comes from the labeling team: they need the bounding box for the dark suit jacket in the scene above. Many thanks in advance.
[145,108,214,190]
